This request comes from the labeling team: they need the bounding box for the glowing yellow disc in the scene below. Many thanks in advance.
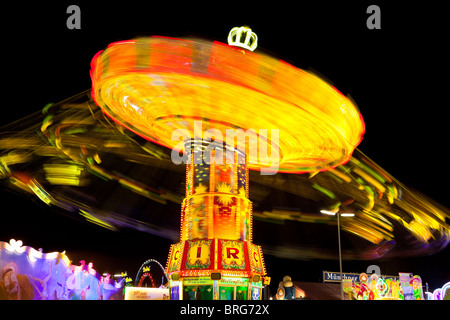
[90,37,365,173]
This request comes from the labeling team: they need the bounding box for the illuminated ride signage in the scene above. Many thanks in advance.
[220,240,247,271]
[167,239,265,277]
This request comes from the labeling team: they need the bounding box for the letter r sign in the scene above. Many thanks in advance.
[226,247,239,259]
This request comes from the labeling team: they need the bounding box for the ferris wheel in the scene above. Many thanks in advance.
[135,259,169,288]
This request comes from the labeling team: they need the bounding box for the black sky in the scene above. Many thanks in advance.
[1,1,449,292]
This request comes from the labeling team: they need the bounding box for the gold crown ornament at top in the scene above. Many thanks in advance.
[227,26,258,51]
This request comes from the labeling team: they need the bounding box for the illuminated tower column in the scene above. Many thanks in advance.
[166,140,267,300]
[182,140,250,242]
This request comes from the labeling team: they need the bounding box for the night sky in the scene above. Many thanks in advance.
[1,1,449,294]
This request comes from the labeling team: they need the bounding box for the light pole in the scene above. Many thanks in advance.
[321,209,355,300]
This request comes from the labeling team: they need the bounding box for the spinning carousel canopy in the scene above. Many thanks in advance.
[90,36,365,173]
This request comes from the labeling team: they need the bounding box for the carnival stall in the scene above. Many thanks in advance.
[0,239,124,300]
[322,271,425,300]
[426,281,450,300]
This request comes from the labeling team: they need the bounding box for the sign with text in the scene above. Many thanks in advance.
[219,240,248,271]
[323,271,399,283]
[167,242,184,273]
[185,240,212,270]
[323,271,361,283]
[124,287,169,300]
[248,243,265,275]
[399,272,411,287]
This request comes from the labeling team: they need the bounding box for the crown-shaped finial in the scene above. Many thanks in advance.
[227,26,258,51]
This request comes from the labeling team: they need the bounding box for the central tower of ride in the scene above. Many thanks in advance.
[165,140,267,300]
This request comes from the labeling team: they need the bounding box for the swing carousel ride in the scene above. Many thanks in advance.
[0,27,449,275]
